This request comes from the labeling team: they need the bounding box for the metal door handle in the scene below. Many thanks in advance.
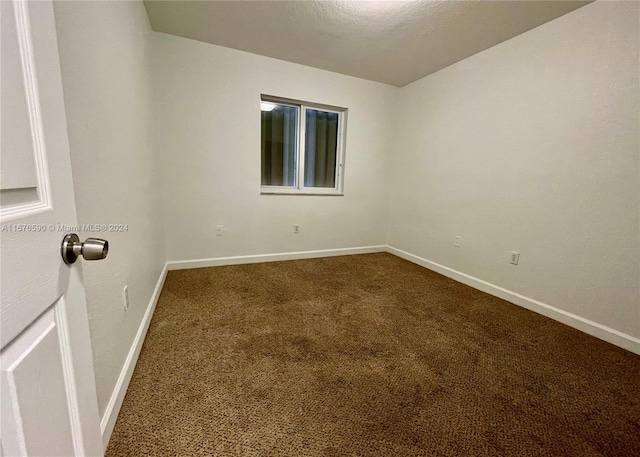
[61,233,109,265]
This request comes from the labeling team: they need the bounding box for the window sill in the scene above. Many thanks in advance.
[261,187,343,196]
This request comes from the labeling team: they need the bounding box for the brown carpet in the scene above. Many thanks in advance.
[106,253,640,457]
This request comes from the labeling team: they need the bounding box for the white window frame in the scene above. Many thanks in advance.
[260,95,347,196]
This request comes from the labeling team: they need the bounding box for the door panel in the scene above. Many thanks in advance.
[0,0,50,218]
[1,0,70,349]
[0,0,103,455]
[1,304,76,456]
[1,0,39,192]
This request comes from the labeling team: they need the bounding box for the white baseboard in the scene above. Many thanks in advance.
[99,245,385,446]
[386,246,640,355]
[99,244,638,449]
[100,264,169,448]
[166,245,387,271]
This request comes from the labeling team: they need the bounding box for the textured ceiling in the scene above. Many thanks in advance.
[143,0,590,87]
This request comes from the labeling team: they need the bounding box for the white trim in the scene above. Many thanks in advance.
[260,187,344,196]
[167,246,387,271]
[99,244,638,450]
[99,264,168,447]
[54,298,85,456]
[169,245,639,354]
[386,246,640,355]
[261,94,346,113]
[1,310,56,457]
[260,94,346,196]
[101,247,384,445]
[298,104,307,191]
[5,373,28,457]
[1,0,52,222]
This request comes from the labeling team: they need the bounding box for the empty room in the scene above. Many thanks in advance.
[1,0,639,456]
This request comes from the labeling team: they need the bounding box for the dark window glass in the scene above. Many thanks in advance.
[304,109,339,188]
[261,103,298,187]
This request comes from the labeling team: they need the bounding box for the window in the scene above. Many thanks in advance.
[260,95,346,195]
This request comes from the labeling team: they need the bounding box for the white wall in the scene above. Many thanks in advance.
[152,33,398,262]
[387,1,640,340]
[153,2,639,344]
[52,1,639,429]
[54,1,165,418]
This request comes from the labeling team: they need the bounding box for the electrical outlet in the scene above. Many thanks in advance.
[216,225,224,236]
[510,251,520,265]
[454,236,462,248]
[123,285,130,311]
[294,224,300,234]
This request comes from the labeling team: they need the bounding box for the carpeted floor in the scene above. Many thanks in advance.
[106,253,640,457]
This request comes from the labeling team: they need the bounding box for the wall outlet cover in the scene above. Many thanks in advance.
[510,251,520,265]
[123,285,130,311]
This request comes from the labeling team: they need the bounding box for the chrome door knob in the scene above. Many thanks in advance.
[61,233,109,265]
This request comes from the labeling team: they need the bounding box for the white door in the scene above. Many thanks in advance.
[1,0,103,455]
